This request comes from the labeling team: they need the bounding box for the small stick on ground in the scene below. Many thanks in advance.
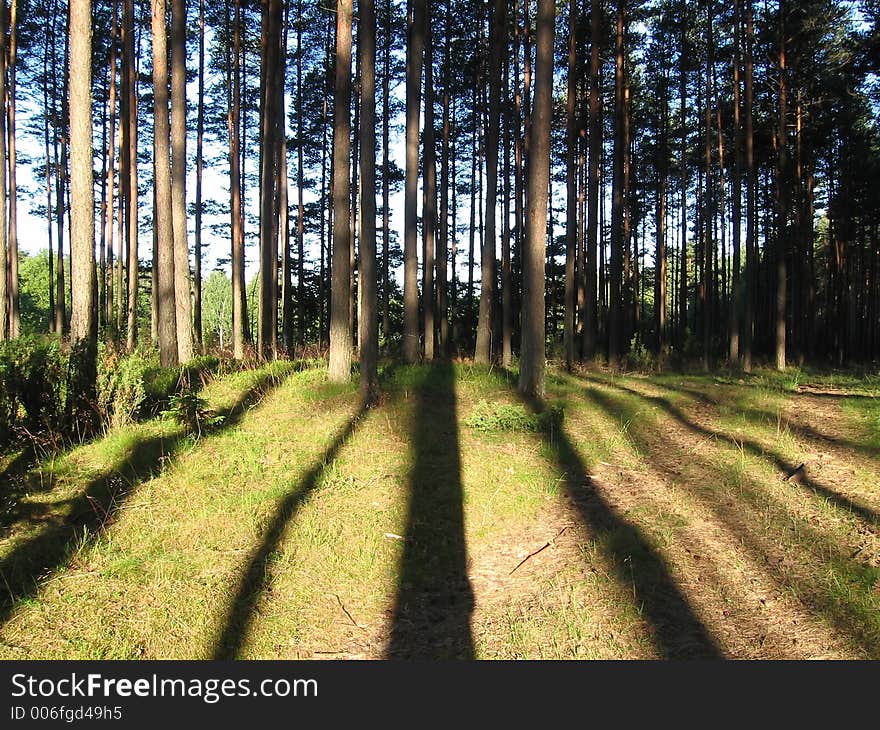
[509,526,571,575]
[335,594,364,630]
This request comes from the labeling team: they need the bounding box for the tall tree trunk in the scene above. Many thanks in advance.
[729,0,742,364]
[403,0,424,363]
[194,0,205,350]
[775,0,787,371]
[563,0,577,370]
[328,0,353,381]
[438,0,451,355]
[230,0,246,359]
[279,5,292,354]
[43,12,56,334]
[584,0,600,358]
[678,0,688,350]
[655,67,668,354]
[102,0,119,337]
[0,0,7,340]
[742,0,754,371]
[124,0,138,350]
[519,0,553,397]
[171,0,192,363]
[608,0,625,366]
[258,0,282,361]
[476,0,506,364]
[501,47,513,368]
[381,0,391,348]
[69,0,97,428]
[296,0,305,347]
[359,0,378,399]
[153,0,178,367]
[7,0,19,338]
[422,7,436,361]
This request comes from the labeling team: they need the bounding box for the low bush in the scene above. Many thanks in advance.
[0,335,67,445]
[466,399,564,434]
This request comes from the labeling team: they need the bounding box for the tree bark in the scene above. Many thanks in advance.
[519,0,553,398]
[258,0,282,361]
[194,0,205,350]
[563,0,577,370]
[476,0,506,364]
[153,0,178,367]
[359,0,378,400]
[171,0,192,363]
[68,0,97,428]
[7,0,19,339]
[422,6,436,361]
[608,0,625,367]
[403,0,424,363]
[328,0,353,382]
[124,0,138,350]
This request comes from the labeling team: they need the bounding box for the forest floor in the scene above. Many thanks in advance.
[0,360,878,659]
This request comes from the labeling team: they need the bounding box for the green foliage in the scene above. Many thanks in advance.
[97,349,223,429]
[466,400,563,434]
[97,348,154,429]
[626,336,657,372]
[0,335,68,445]
[165,388,220,436]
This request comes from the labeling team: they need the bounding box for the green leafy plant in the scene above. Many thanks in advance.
[166,385,222,436]
[466,400,563,434]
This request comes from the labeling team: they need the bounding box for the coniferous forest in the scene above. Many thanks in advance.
[0,0,880,664]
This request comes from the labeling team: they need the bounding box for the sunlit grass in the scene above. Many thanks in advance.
[0,362,877,659]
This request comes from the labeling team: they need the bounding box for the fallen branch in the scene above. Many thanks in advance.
[509,526,571,576]
[335,594,364,630]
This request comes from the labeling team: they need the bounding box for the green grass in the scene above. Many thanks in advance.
[0,362,878,659]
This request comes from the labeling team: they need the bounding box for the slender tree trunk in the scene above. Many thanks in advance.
[655,67,668,354]
[608,0,625,366]
[258,0,282,361]
[403,0,424,363]
[124,0,138,350]
[742,0,754,371]
[194,0,205,350]
[438,0,451,355]
[296,0,305,347]
[501,48,513,368]
[102,0,119,337]
[729,0,742,364]
[57,4,70,336]
[381,0,391,348]
[476,0,506,364]
[171,0,192,362]
[153,0,178,366]
[69,0,97,427]
[584,0,600,358]
[359,0,378,399]
[230,0,246,359]
[775,0,787,371]
[7,0,19,338]
[423,7,436,361]
[43,13,56,334]
[563,0,577,370]
[678,0,687,350]
[0,0,7,340]
[328,0,353,381]
[519,0,553,397]
[280,7,292,354]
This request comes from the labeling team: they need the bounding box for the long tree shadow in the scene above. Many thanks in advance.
[600,379,880,528]
[386,362,474,659]
[655,381,880,466]
[212,400,369,660]
[513,387,722,659]
[0,370,290,628]
[582,383,880,656]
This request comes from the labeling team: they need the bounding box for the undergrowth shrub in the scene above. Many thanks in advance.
[466,400,563,434]
[0,335,67,445]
